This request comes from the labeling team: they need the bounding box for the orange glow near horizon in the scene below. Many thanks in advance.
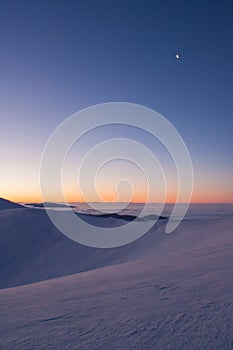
[2,188,233,204]
[1,165,232,204]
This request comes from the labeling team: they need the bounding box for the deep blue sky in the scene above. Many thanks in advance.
[0,0,232,202]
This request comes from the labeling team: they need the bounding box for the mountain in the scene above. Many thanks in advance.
[0,210,232,350]
[25,202,76,208]
[0,201,232,291]
[0,199,232,349]
[0,205,168,289]
[0,197,24,210]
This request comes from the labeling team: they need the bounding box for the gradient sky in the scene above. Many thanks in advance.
[0,0,233,203]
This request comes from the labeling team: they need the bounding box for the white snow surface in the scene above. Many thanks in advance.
[0,200,232,349]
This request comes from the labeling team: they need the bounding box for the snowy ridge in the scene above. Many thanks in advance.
[0,200,232,349]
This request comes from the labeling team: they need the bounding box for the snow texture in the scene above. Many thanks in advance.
[0,199,232,349]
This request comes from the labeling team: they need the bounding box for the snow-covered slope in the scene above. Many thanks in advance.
[0,206,166,289]
[0,218,232,349]
[0,197,24,210]
[0,205,232,290]
[0,201,232,349]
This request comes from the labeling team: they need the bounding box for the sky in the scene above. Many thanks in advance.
[0,0,233,203]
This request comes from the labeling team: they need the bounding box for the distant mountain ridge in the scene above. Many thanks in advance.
[26,202,78,208]
[0,198,24,210]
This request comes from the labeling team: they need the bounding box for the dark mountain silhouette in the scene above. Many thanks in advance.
[0,197,24,210]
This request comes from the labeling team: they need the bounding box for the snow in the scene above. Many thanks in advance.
[0,197,24,211]
[0,201,232,349]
